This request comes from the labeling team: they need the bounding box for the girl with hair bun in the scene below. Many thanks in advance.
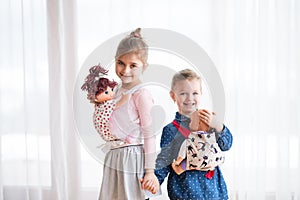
[94,28,159,200]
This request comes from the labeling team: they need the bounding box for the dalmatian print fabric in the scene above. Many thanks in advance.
[186,131,225,171]
[93,100,118,141]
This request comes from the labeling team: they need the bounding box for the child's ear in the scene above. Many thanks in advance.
[170,91,176,102]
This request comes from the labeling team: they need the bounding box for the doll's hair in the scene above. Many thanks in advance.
[96,77,117,96]
[115,28,148,66]
[171,69,202,92]
[81,64,117,103]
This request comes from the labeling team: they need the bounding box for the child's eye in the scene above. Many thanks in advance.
[180,92,186,96]
[105,91,109,94]
[130,64,137,68]
[193,92,199,95]
[117,60,125,66]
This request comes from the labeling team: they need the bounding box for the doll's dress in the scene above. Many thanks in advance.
[93,100,119,141]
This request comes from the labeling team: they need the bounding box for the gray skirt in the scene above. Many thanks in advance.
[98,145,145,200]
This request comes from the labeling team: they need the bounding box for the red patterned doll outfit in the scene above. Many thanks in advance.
[93,100,118,141]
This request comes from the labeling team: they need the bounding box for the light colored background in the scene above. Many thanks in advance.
[0,0,299,200]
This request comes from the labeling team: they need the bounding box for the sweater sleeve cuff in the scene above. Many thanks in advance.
[144,153,156,169]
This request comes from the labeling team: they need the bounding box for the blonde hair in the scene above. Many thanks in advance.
[171,69,202,91]
[115,28,148,66]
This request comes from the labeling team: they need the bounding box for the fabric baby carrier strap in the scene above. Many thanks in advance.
[124,83,148,94]
[113,83,147,102]
[172,120,190,138]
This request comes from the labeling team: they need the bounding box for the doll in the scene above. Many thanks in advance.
[171,109,225,176]
[81,64,128,142]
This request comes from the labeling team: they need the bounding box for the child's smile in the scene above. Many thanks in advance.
[115,53,144,88]
[170,79,202,117]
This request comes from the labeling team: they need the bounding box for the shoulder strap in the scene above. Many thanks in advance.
[113,83,146,101]
[124,83,148,94]
[172,120,190,138]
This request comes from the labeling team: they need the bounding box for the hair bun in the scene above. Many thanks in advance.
[130,28,142,38]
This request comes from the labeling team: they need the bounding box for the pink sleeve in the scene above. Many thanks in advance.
[133,89,156,169]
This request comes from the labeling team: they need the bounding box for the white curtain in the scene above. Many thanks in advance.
[47,0,81,199]
[210,1,300,199]
[1,0,299,200]
[0,0,81,200]
[0,0,51,199]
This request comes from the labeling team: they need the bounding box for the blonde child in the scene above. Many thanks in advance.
[98,28,159,200]
[153,69,233,200]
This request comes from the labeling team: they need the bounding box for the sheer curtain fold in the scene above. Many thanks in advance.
[47,0,80,200]
[211,0,300,199]
[0,136,2,200]
[1,0,81,198]
[1,0,300,200]
[1,0,50,199]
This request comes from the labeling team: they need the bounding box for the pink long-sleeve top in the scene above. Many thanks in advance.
[109,84,156,169]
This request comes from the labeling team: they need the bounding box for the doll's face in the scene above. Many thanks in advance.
[95,86,115,102]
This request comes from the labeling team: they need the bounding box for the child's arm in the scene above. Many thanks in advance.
[154,125,175,184]
[215,126,233,151]
[131,89,159,193]
[171,139,186,175]
[173,139,186,165]
[175,140,187,162]
[133,89,156,169]
[142,125,180,193]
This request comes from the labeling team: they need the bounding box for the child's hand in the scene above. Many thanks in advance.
[115,93,131,109]
[140,170,159,194]
[199,109,224,132]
